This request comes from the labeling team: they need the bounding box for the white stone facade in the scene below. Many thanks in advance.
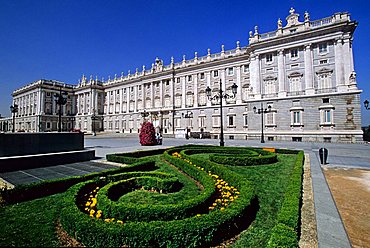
[7,9,363,142]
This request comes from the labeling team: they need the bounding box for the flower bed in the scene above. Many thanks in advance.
[60,146,256,247]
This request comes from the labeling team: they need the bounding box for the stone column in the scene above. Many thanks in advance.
[206,72,212,107]
[120,88,123,113]
[106,91,110,114]
[39,89,44,114]
[181,76,186,108]
[193,74,198,107]
[250,53,261,99]
[342,37,351,85]
[334,39,346,91]
[113,90,117,114]
[277,49,287,97]
[159,80,163,108]
[170,77,174,108]
[134,85,138,112]
[150,82,154,108]
[304,44,314,95]
[126,88,130,113]
[236,66,242,104]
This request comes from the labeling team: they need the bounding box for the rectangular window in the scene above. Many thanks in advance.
[200,73,205,79]
[323,98,330,103]
[228,67,234,76]
[228,116,234,126]
[175,118,181,128]
[212,116,220,127]
[290,77,301,92]
[188,75,192,81]
[324,109,331,123]
[213,70,219,77]
[293,111,301,124]
[266,112,274,125]
[290,49,298,58]
[319,43,328,53]
[266,53,273,62]
[319,74,331,89]
[244,115,248,126]
[319,60,328,65]
[199,116,205,128]
[244,65,249,73]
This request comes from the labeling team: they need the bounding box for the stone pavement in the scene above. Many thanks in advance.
[2,133,370,248]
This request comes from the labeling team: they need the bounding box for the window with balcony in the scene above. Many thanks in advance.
[290,49,298,59]
[266,53,273,63]
[319,43,328,54]
[228,67,234,76]
[243,114,248,127]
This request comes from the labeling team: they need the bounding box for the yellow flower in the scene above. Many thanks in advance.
[85,202,91,206]
[209,206,214,210]
[220,207,225,211]
[117,220,124,224]
[212,203,217,206]
[104,219,110,222]
[217,185,222,189]
[196,214,201,217]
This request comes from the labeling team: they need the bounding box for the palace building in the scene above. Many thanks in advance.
[2,8,363,142]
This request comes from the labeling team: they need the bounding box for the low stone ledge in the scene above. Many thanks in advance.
[299,154,318,248]
[0,149,95,172]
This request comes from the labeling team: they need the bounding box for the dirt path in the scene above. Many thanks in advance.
[323,168,370,248]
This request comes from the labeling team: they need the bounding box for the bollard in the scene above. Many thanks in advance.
[319,148,328,165]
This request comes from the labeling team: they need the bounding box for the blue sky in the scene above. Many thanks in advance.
[1,0,369,125]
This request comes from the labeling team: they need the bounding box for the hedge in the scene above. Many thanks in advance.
[267,150,304,247]
[106,148,167,164]
[0,160,158,205]
[60,146,256,247]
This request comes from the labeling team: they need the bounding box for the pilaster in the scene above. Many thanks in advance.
[194,74,198,107]
[277,49,287,97]
[304,44,315,95]
[206,72,212,107]
[181,76,186,108]
[236,66,242,104]
[342,37,351,86]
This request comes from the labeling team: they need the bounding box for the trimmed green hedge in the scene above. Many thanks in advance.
[106,148,167,164]
[60,146,256,247]
[0,160,158,205]
[267,150,304,247]
[267,223,298,248]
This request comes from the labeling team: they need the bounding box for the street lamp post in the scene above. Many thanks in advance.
[364,99,369,110]
[10,103,18,133]
[91,109,98,136]
[206,79,238,146]
[55,87,68,132]
[182,110,193,139]
[253,103,272,143]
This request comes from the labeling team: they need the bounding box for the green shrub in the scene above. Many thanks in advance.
[60,146,256,247]
[267,223,298,248]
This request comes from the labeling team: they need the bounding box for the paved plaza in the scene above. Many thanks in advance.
[1,133,369,248]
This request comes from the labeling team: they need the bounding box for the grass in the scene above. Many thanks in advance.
[0,194,62,247]
[0,148,301,247]
[191,153,297,247]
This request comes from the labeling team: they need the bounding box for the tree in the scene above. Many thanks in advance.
[139,121,156,146]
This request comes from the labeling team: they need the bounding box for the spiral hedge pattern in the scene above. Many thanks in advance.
[59,145,302,247]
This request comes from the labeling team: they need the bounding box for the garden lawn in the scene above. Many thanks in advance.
[190,153,297,247]
[0,148,300,247]
[0,194,63,247]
